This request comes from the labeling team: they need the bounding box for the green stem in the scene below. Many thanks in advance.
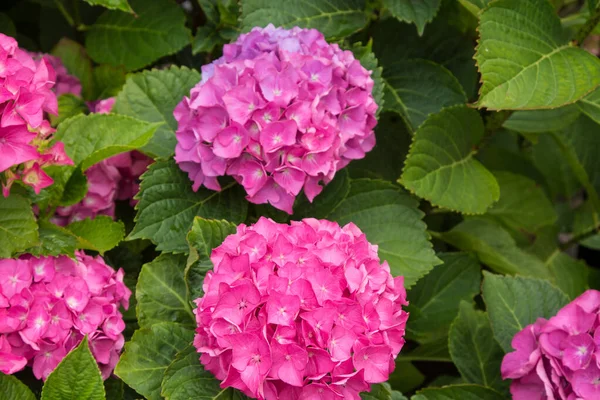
[54,0,75,27]
[574,5,600,46]
[560,224,600,250]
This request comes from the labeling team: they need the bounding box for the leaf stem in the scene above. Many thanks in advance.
[54,0,76,27]
[560,224,600,250]
[574,5,600,46]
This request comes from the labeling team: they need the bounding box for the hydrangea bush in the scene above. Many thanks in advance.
[1,0,600,399]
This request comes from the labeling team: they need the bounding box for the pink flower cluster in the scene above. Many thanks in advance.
[0,34,72,196]
[0,251,130,380]
[193,218,407,399]
[50,97,152,226]
[502,290,600,399]
[175,25,377,214]
[32,53,81,97]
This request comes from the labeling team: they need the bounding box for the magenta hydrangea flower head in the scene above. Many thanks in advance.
[174,25,377,214]
[31,53,82,97]
[501,290,600,399]
[0,33,72,196]
[50,97,152,226]
[193,217,407,399]
[0,251,131,380]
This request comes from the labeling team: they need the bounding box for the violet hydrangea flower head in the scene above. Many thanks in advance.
[174,25,378,214]
[0,251,131,380]
[0,33,72,196]
[501,289,600,399]
[193,217,407,399]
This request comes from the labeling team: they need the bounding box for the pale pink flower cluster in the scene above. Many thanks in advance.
[502,290,600,399]
[50,97,152,226]
[193,217,407,399]
[0,251,130,380]
[175,25,377,214]
[0,34,72,196]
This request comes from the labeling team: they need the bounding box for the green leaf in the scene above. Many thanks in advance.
[92,64,127,100]
[113,66,201,158]
[41,337,105,400]
[382,60,466,132]
[388,361,425,394]
[0,13,16,37]
[531,134,580,199]
[129,159,248,253]
[327,179,441,287]
[400,106,499,214]
[579,87,600,125]
[185,258,213,301]
[573,200,600,250]
[412,384,505,400]
[458,0,492,16]
[0,374,36,400]
[484,171,557,235]
[64,216,125,253]
[240,0,368,40]
[50,94,89,127]
[52,38,95,100]
[30,166,88,211]
[115,323,194,400]
[0,194,39,258]
[28,220,78,257]
[187,217,237,260]
[160,345,225,400]
[406,252,481,343]
[86,0,191,71]
[382,0,442,35]
[361,382,394,400]
[503,105,581,133]
[53,113,161,170]
[192,25,223,55]
[293,169,351,219]
[136,253,195,329]
[475,0,600,110]
[398,337,451,363]
[83,0,133,13]
[439,218,549,278]
[449,302,508,393]
[546,251,589,300]
[348,41,384,115]
[482,272,569,352]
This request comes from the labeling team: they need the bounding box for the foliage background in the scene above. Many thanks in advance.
[1,0,600,399]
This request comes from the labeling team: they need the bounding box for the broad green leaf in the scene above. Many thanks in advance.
[53,114,161,170]
[136,253,195,328]
[579,87,600,125]
[531,134,580,199]
[86,0,191,71]
[41,337,105,400]
[371,18,478,99]
[449,302,508,393]
[129,159,248,253]
[400,106,499,214]
[458,0,492,16]
[0,13,16,37]
[160,345,224,399]
[0,194,39,258]
[382,60,466,132]
[484,171,557,235]
[185,258,213,301]
[293,169,351,219]
[92,64,127,100]
[328,179,441,287]
[546,251,589,300]
[476,0,600,109]
[83,0,133,13]
[113,66,201,158]
[591,0,599,13]
[361,382,394,400]
[348,113,411,181]
[187,218,237,260]
[439,218,549,278]
[50,94,88,126]
[573,200,600,250]
[398,337,451,363]
[240,0,368,40]
[52,38,95,100]
[28,220,78,257]
[406,253,481,343]
[388,361,425,394]
[0,374,36,400]
[503,105,581,133]
[31,166,88,211]
[382,0,441,35]
[64,216,125,253]
[482,272,569,352]
[115,323,194,400]
[392,391,408,400]
[192,25,222,55]
[348,41,384,115]
[412,384,505,400]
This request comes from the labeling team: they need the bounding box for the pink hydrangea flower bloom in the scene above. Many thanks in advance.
[31,54,82,97]
[193,217,408,399]
[0,33,72,195]
[0,251,130,380]
[175,25,378,214]
[502,290,600,399]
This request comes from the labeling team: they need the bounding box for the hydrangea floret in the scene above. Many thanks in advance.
[174,25,377,214]
[502,289,600,399]
[193,217,407,399]
[0,34,72,196]
[0,251,131,380]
